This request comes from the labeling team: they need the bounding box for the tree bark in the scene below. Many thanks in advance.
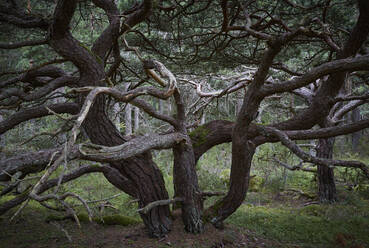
[204,123,255,227]
[47,0,172,238]
[172,91,203,233]
[81,96,172,237]
[316,138,337,203]
[173,140,204,233]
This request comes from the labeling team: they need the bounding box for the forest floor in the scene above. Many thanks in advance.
[1,188,368,248]
[0,209,277,248]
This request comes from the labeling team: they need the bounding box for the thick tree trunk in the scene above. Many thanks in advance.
[173,139,204,233]
[81,95,172,237]
[316,138,337,203]
[45,0,171,238]
[205,128,255,227]
[172,90,203,233]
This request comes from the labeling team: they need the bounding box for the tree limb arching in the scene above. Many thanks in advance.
[257,125,369,178]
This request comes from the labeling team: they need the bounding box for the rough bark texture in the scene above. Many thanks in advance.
[172,92,204,233]
[173,141,203,233]
[78,57,171,239]
[205,38,284,227]
[191,120,233,162]
[45,0,172,238]
[205,128,255,227]
[316,138,337,203]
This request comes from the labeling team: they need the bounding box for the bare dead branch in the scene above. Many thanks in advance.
[50,221,72,242]
[272,157,317,173]
[257,126,369,178]
[137,197,184,214]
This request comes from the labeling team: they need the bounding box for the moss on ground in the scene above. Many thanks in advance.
[45,213,141,226]
[94,214,141,226]
[227,201,369,248]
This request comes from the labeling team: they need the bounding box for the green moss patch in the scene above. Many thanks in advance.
[45,213,141,226]
[94,214,141,226]
[227,203,369,247]
[189,126,210,147]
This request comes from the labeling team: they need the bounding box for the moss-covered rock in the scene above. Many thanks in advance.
[95,214,141,226]
[45,214,66,222]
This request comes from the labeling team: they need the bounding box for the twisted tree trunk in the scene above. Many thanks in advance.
[47,0,172,237]
[82,97,172,237]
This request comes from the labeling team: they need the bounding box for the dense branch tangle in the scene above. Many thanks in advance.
[1,0,369,240]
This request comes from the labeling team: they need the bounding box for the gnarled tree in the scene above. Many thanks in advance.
[1,0,369,238]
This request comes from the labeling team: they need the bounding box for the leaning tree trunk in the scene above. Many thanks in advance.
[316,138,337,203]
[204,124,256,227]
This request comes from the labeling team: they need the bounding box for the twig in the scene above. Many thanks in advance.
[50,221,72,242]
[10,198,30,222]
[45,107,75,121]
[137,197,184,214]
[257,125,369,178]
[272,157,317,173]
[201,191,226,198]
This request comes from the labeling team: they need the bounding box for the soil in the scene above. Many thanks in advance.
[0,208,281,248]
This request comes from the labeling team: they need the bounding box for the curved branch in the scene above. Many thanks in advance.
[333,100,366,121]
[191,120,233,162]
[91,0,120,60]
[0,164,110,216]
[0,65,67,88]
[272,157,316,173]
[192,118,369,161]
[131,98,177,126]
[258,126,369,178]
[261,55,369,96]
[121,0,152,34]
[0,148,63,181]
[0,103,79,135]
[138,197,184,214]
[0,38,48,49]
[80,133,186,162]
[0,1,49,30]
[0,76,75,106]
